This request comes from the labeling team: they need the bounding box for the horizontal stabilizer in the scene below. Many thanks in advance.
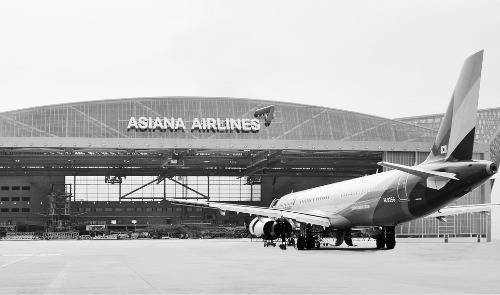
[378,162,458,180]
[426,203,500,218]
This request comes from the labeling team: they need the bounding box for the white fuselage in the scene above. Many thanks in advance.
[272,170,401,218]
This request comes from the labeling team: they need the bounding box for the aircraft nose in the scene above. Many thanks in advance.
[487,163,498,175]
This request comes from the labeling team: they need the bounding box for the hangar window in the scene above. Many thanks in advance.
[22,197,30,202]
[104,208,113,212]
[0,208,8,212]
[11,186,20,191]
[1,186,9,191]
[85,208,92,212]
[11,208,19,212]
[11,197,20,202]
[66,175,260,202]
[96,208,103,212]
[136,208,143,212]
[22,208,30,213]
[166,207,173,212]
[145,208,153,212]
[22,186,30,190]
[186,207,192,211]
[195,208,202,212]
[208,176,260,202]
[156,208,163,212]
[126,208,134,212]
[175,207,182,211]
[115,208,123,212]
[1,197,9,201]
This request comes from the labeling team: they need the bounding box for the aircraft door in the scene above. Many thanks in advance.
[397,173,410,201]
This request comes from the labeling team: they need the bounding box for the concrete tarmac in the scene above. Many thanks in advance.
[1,238,499,294]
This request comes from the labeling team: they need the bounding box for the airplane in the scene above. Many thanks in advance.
[169,50,499,250]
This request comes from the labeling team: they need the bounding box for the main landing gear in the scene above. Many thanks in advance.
[296,234,319,250]
[296,224,321,250]
[375,226,396,250]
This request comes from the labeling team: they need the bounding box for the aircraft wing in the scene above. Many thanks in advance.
[426,203,500,218]
[167,198,331,227]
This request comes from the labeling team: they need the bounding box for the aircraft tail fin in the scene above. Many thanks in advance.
[425,50,483,163]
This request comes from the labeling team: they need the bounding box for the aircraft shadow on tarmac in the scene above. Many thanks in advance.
[280,245,382,251]
[315,246,382,252]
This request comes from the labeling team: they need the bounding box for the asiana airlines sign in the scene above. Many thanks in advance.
[127,117,261,133]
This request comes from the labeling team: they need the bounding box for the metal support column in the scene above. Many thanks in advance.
[163,177,166,200]
[486,180,493,242]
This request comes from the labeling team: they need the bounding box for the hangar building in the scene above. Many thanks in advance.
[0,97,498,239]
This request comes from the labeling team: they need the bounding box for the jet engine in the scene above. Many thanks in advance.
[248,217,293,240]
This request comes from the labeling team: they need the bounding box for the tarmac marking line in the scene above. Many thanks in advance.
[3,254,62,257]
[0,257,29,267]
[124,262,162,294]
[44,262,72,294]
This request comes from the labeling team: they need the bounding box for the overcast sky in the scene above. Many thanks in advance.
[0,0,499,118]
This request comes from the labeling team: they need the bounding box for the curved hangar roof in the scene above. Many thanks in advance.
[0,96,436,142]
[0,97,478,177]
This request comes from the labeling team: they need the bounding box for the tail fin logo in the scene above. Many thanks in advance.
[441,145,448,155]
